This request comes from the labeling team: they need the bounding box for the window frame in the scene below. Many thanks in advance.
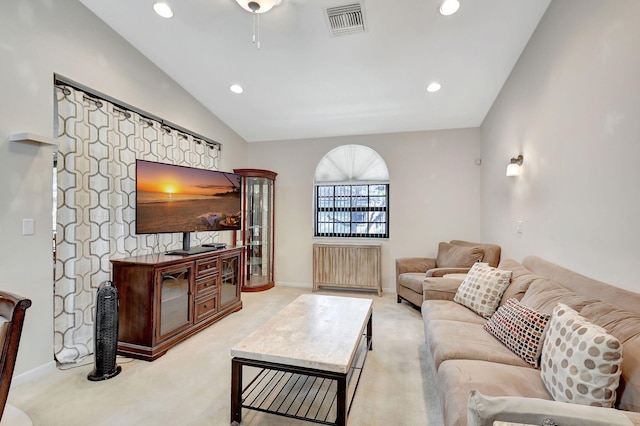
[313,182,389,239]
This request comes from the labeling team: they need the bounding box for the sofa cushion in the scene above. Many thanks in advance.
[436,242,484,268]
[615,335,640,412]
[422,277,464,301]
[454,263,512,319]
[579,302,640,344]
[437,359,551,426]
[425,320,530,370]
[578,301,640,412]
[498,258,543,305]
[421,300,487,325]
[522,255,640,316]
[467,390,633,426]
[541,303,623,408]
[520,279,599,314]
[484,298,550,367]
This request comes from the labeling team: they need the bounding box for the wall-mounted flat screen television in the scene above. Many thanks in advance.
[135,160,242,253]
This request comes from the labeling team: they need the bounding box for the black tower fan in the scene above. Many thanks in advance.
[88,280,122,381]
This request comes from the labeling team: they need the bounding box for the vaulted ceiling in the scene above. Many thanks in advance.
[79,0,551,142]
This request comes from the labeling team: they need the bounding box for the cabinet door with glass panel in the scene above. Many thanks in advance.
[156,264,193,342]
[219,251,242,306]
[234,169,277,292]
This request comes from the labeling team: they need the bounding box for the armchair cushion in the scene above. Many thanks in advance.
[397,272,426,294]
[436,242,484,268]
[450,240,501,267]
[426,267,475,277]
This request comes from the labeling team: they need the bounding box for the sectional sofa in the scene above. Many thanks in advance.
[420,256,640,426]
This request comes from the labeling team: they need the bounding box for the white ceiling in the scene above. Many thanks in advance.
[78,0,551,143]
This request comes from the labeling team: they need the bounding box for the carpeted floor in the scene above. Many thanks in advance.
[7,286,444,426]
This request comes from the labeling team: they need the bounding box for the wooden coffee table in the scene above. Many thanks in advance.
[230,294,373,425]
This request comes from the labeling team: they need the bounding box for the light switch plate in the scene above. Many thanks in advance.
[23,218,35,235]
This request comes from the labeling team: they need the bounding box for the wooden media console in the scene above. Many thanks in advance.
[110,246,244,361]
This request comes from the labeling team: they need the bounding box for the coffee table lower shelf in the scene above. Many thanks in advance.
[231,330,371,426]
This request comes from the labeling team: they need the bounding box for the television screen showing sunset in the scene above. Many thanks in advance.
[135,160,241,233]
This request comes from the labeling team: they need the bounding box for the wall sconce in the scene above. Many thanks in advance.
[506,155,524,176]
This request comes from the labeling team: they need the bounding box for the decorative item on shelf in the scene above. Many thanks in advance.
[506,154,524,177]
[235,0,282,50]
[234,169,277,292]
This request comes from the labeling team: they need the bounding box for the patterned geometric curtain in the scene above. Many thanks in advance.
[54,84,221,364]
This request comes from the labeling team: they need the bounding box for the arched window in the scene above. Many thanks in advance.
[314,145,389,238]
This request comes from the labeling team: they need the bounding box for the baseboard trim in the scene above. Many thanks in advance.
[12,361,57,387]
[275,281,312,289]
[276,282,394,295]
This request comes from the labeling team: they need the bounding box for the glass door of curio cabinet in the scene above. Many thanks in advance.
[233,169,277,292]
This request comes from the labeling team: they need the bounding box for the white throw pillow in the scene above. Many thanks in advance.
[453,262,512,318]
[540,303,623,408]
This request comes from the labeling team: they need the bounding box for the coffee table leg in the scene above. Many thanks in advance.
[231,358,243,424]
[336,374,347,426]
[367,313,373,351]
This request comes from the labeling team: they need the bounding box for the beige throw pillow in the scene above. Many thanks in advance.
[436,242,484,268]
[541,303,623,408]
[453,262,512,318]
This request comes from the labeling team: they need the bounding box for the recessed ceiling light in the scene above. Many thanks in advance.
[230,84,244,94]
[153,2,174,18]
[439,0,460,16]
[426,82,442,93]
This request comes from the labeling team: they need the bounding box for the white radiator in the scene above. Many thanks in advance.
[312,243,382,296]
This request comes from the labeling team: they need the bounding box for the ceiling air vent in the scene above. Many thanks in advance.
[326,3,366,36]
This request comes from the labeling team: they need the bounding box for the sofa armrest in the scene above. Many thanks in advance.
[425,267,471,277]
[395,257,437,276]
[467,390,634,426]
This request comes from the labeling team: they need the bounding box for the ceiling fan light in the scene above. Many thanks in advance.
[235,0,282,14]
[439,0,460,16]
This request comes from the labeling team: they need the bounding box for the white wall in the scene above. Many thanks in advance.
[481,0,640,291]
[248,128,482,291]
[0,0,247,374]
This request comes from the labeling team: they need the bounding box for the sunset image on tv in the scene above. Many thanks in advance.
[135,160,241,234]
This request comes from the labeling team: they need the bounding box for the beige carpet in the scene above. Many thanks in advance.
[7,286,444,426]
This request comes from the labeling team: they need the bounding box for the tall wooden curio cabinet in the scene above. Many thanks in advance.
[234,169,277,292]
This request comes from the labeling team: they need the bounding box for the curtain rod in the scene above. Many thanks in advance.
[53,73,222,150]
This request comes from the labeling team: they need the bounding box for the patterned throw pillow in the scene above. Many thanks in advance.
[541,303,623,408]
[453,262,512,318]
[484,298,551,367]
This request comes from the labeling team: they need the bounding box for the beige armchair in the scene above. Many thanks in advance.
[395,240,501,307]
